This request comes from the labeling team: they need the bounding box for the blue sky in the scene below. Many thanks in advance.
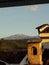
[0,4,49,38]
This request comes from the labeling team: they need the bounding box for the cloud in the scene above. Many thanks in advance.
[27,5,39,11]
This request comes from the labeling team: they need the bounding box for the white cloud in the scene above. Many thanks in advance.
[26,5,39,11]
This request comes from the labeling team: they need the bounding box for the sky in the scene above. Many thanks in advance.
[0,4,49,38]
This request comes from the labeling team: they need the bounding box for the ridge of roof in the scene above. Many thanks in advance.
[40,26,49,33]
[36,24,49,29]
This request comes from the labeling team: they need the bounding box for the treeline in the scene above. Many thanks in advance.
[0,39,28,51]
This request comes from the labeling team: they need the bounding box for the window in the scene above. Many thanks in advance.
[32,47,37,55]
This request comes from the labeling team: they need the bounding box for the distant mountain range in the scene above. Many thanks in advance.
[2,34,34,40]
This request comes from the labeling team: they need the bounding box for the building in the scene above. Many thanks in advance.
[28,24,49,65]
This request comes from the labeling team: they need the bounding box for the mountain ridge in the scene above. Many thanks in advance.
[2,34,33,40]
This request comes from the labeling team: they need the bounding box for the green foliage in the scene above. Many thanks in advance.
[0,39,28,51]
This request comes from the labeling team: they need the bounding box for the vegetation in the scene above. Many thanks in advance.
[0,39,28,51]
[0,39,27,64]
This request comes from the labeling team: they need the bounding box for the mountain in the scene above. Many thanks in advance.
[3,34,33,40]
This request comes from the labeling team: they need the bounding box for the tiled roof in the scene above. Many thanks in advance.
[36,24,49,29]
[40,26,49,33]
[27,36,41,43]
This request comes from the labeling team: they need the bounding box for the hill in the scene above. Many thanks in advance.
[3,34,32,40]
[0,34,39,51]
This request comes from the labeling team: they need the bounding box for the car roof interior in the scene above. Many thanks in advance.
[0,0,49,8]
